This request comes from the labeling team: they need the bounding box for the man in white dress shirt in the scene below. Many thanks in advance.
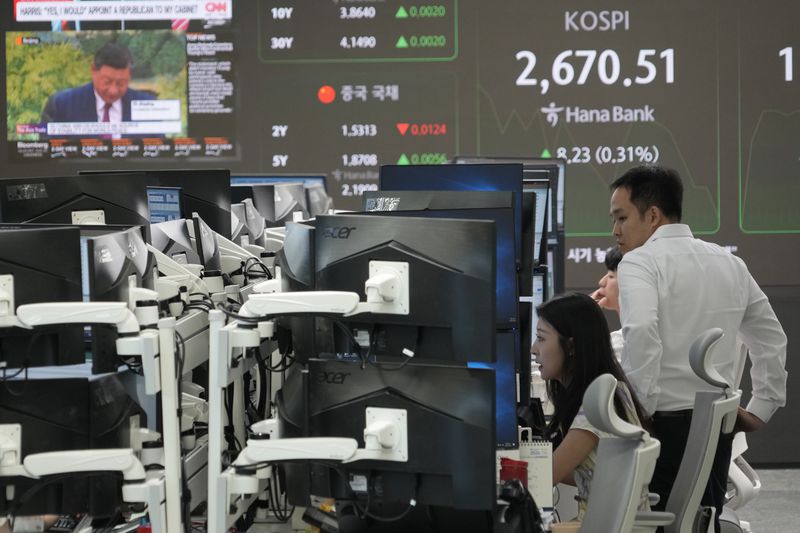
[609,165,787,532]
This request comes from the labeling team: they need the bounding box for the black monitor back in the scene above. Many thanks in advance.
[277,359,496,511]
[273,222,331,362]
[79,168,232,238]
[0,373,146,517]
[190,214,222,272]
[314,214,496,363]
[362,190,517,328]
[83,225,155,373]
[306,182,333,216]
[0,226,84,368]
[379,163,523,270]
[231,184,277,222]
[150,219,202,266]
[273,182,309,224]
[0,173,150,236]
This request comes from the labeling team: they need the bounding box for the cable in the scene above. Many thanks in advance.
[174,330,192,533]
[367,326,420,372]
[251,345,295,373]
[1,365,28,396]
[268,465,295,522]
[243,257,272,281]
[185,301,214,313]
[332,320,365,367]
[216,304,262,324]
[223,383,243,453]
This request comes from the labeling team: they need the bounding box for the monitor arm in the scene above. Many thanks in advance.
[3,301,162,393]
[0,440,152,510]
[235,408,407,467]
[238,260,410,320]
[238,291,361,319]
[9,301,140,334]
[147,244,208,296]
[0,425,143,482]
[226,408,407,496]
[22,449,145,482]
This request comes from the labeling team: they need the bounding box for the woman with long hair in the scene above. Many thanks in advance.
[531,292,651,521]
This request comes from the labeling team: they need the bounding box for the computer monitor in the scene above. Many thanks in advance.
[452,156,566,294]
[314,213,496,363]
[0,173,150,235]
[469,331,519,449]
[274,182,310,223]
[80,169,232,238]
[0,225,84,369]
[521,179,550,289]
[230,203,248,244]
[362,190,517,328]
[235,199,267,248]
[81,225,155,373]
[146,186,184,224]
[190,214,222,273]
[272,222,333,364]
[231,184,277,224]
[277,359,496,511]
[0,373,147,518]
[231,182,310,227]
[150,219,202,266]
[275,222,316,293]
[453,156,565,231]
[379,163,523,269]
[231,174,332,217]
[305,182,333,217]
[231,174,327,189]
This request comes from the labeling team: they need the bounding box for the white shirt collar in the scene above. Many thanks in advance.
[94,90,122,122]
[645,223,693,245]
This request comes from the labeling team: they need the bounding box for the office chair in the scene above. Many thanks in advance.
[635,328,742,533]
[719,341,760,533]
[579,374,670,533]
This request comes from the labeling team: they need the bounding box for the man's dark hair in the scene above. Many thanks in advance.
[610,165,683,222]
[604,247,623,272]
[93,42,134,70]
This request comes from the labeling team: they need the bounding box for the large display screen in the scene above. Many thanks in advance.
[2,0,797,287]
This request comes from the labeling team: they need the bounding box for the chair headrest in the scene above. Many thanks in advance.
[583,374,645,439]
[689,328,730,389]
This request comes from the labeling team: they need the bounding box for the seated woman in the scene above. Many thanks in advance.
[530,292,651,521]
[590,246,623,360]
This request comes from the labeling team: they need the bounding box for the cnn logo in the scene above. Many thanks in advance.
[204,2,228,13]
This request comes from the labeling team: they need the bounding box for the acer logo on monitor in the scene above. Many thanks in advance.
[322,226,357,239]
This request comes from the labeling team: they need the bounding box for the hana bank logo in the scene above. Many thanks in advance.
[541,102,564,127]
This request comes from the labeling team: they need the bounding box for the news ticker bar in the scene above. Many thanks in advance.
[14,0,232,22]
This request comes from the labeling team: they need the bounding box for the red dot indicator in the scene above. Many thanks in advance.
[317,85,336,104]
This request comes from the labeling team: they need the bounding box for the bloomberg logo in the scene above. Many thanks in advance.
[322,226,357,239]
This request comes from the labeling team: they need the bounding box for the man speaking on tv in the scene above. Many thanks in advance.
[40,42,155,125]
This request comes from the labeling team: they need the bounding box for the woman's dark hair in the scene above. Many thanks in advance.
[535,292,651,445]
